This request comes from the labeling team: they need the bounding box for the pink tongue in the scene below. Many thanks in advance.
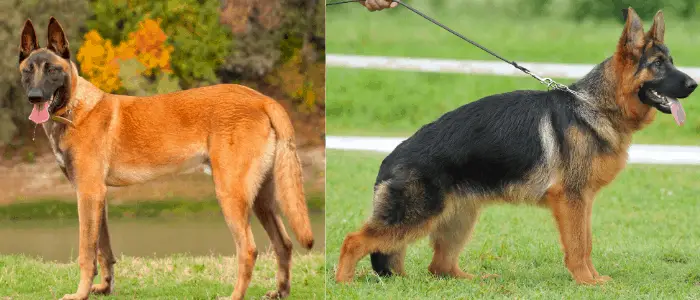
[28,103,50,124]
[670,100,686,126]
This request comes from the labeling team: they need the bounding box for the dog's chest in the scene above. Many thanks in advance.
[44,123,67,169]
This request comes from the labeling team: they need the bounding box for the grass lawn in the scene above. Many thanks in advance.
[0,253,324,299]
[327,68,700,145]
[326,0,700,65]
[325,150,700,299]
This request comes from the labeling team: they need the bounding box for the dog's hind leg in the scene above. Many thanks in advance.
[254,178,294,299]
[91,207,116,295]
[210,130,274,300]
[337,221,434,282]
[213,167,257,300]
[338,172,444,282]
[428,199,479,279]
[370,246,407,276]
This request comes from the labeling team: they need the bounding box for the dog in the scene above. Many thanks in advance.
[336,7,696,285]
[18,17,314,300]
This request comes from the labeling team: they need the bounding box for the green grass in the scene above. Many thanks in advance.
[324,150,700,299]
[326,0,700,145]
[326,1,700,65]
[0,253,324,299]
[327,68,700,145]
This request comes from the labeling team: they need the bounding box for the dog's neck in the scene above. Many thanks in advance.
[42,64,105,143]
[571,57,655,133]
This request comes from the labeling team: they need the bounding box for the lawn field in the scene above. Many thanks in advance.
[326,0,700,146]
[327,68,700,145]
[325,150,700,299]
[0,253,324,299]
[326,1,700,65]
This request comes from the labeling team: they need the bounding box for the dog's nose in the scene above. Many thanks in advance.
[27,88,43,103]
[685,78,698,91]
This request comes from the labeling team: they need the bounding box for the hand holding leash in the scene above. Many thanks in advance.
[362,0,398,11]
[327,0,588,100]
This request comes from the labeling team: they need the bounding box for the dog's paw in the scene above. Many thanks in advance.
[595,275,612,284]
[59,293,87,300]
[263,289,289,299]
[90,283,112,295]
[574,276,598,285]
[335,273,354,283]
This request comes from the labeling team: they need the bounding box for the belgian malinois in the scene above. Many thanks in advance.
[336,8,696,285]
[18,18,314,300]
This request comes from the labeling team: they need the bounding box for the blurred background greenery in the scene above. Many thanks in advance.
[0,0,325,151]
[326,0,700,144]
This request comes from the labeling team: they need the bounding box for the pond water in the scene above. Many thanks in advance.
[0,211,324,262]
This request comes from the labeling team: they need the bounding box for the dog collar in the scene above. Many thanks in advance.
[51,107,75,128]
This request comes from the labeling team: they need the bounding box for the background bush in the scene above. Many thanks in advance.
[218,0,325,111]
[0,0,325,149]
[88,0,233,88]
[571,0,698,21]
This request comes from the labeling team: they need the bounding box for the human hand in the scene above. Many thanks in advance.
[362,0,398,11]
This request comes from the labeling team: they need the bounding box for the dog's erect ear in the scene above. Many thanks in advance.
[646,10,665,44]
[617,7,645,59]
[20,19,39,63]
[47,17,70,60]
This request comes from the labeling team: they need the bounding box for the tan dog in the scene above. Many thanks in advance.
[18,18,314,300]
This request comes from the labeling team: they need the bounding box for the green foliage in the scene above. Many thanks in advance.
[88,0,234,88]
[517,0,553,16]
[571,0,699,21]
[0,0,89,145]
[118,59,181,96]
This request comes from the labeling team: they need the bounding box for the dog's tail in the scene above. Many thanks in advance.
[370,252,394,276]
[264,100,314,249]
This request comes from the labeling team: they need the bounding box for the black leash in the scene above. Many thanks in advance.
[326,0,585,98]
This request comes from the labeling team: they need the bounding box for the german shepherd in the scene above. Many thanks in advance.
[336,8,696,285]
[18,18,314,300]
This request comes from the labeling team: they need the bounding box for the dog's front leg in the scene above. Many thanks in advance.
[61,183,107,300]
[91,206,116,295]
[546,186,597,285]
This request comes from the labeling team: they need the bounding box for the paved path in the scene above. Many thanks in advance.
[327,136,700,165]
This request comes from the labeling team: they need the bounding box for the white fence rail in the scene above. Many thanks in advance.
[327,54,700,80]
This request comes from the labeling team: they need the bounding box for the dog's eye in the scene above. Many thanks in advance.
[654,60,663,67]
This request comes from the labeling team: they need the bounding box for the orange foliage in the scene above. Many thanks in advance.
[77,19,174,92]
[76,30,121,92]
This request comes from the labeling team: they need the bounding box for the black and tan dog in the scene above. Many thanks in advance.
[336,8,696,285]
[18,18,314,300]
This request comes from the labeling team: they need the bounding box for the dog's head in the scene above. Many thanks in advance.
[18,18,75,125]
[615,8,696,125]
